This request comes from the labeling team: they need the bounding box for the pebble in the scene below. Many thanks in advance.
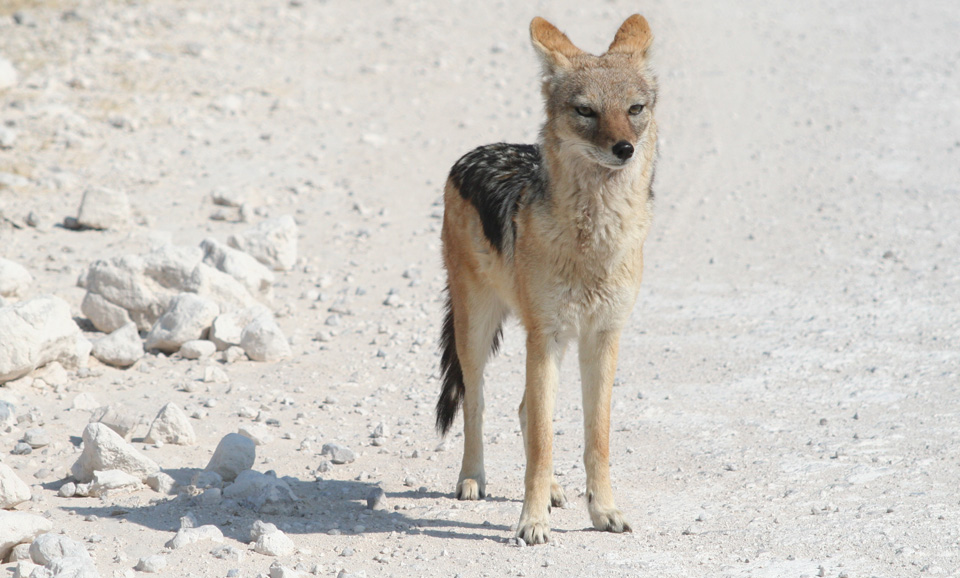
[0,57,18,90]
[144,402,197,445]
[180,339,217,360]
[240,314,292,362]
[206,433,256,481]
[144,292,220,353]
[227,215,299,271]
[321,443,356,464]
[366,487,387,510]
[71,422,160,483]
[204,365,230,383]
[135,554,167,573]
[0,399,15,430]
[58,482,77,498]
[76,186,132,230]
[91,322,145,368]
[0,512,53,561]
[29,533,90,565]
[211,545,245,562]
[89,469,141,496]
[146,471,177,494]
[0,258,32,298]
[201,237,275,300]
[270,562,303,578]
[0,295,89,385]
[222,346,246,363]
[0,463,32,508]
[88,404,140,439]
[252,526,295,557]
[165,524,224,549]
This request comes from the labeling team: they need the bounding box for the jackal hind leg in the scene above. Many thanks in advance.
[452,285,507,501]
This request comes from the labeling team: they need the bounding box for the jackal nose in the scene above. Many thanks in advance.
[612,141,634,160]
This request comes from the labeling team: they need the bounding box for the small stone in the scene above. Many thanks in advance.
[135,554,167,573]
[403,476,418,487]
[29,532,90,565]
[91,322,144,368]
[270,562,302,578]
[71,423,160,483]
[254,529,295,557]
[0,295,87,384]
[201,238,275,300]
[165,525,224,549]
[76,187,132,230]
[227,215,298,271]
[72,392,100,411]
[203,365,230,383]
[81,292,133,334]
[88,404,140,439]
[12,442,31,455]
[0,258,32,298]
[144,402,197,445]
[0,463,32,508]
[222,346,245,363]
[211,545,245,562]
[320,443,356,465]
[89,469,141,496]
[206,433,256,482]
[58,482,77,497]
[22,427,50,448]
[239,314,292,362]
[191,470,223,489]
[0,512,53,561]
[144,293,219,353]
[179,339,217,360]
[238,424,274,446]
[146,471,177,494]
[365,487,387,510]
[0,57,17,90]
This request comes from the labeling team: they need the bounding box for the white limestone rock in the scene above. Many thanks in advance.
[0,295,86,384]
[179,339,216,360]
[201,238,275,300]
[0,258,32,298]
[209,305,271,351]
[0,56,18,90]
[76,187,132,230]
[165,524,224,549]
[81,292,132,334]
[222,470,298,514]
[227,215,298,271]
[0,463,31,509]
[205,433,255,482]
[144,293,219,353]
[71,423,160,483]
[91,323,143,368]
[88,404,140,439]
[89,469,141,496]
[143,403,196,445]
[0,511,53,561]
[240,314,292,362]
[29,533,90,565]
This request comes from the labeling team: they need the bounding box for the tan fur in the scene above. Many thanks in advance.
[440,15,658,544]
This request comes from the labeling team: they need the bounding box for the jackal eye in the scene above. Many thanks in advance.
[574,106,596,118]
[628,104,645,116]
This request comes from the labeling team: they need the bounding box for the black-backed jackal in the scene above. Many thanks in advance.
[436,15,658,545]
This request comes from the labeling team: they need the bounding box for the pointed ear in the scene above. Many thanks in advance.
[606,14,653,59]
[530,17,582,75]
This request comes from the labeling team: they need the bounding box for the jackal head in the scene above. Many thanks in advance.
[531,15,657,170]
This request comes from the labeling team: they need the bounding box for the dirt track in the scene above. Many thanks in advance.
[2,1,959,576]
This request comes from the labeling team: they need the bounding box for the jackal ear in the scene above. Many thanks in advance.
[606,14,653,59]
[530,17,582,75]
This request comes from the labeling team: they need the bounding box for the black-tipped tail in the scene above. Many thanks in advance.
[436,293,464,436]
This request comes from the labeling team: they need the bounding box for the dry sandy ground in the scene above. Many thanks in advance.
[1,0,959,576]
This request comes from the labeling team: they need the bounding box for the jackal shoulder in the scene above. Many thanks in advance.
[448,143,546,254]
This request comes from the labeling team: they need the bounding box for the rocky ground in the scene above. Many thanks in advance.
[1,0,959,577]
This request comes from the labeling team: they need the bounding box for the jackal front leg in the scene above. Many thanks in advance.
[579,328,632,533]
[516,331,563,544]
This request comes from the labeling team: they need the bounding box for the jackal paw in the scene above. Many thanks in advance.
[456,478,485,501]
[516,514,551,545]
[589,506,632,533]
[550,482,567,509]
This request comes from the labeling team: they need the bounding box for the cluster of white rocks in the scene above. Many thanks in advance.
[0,214,297,388]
